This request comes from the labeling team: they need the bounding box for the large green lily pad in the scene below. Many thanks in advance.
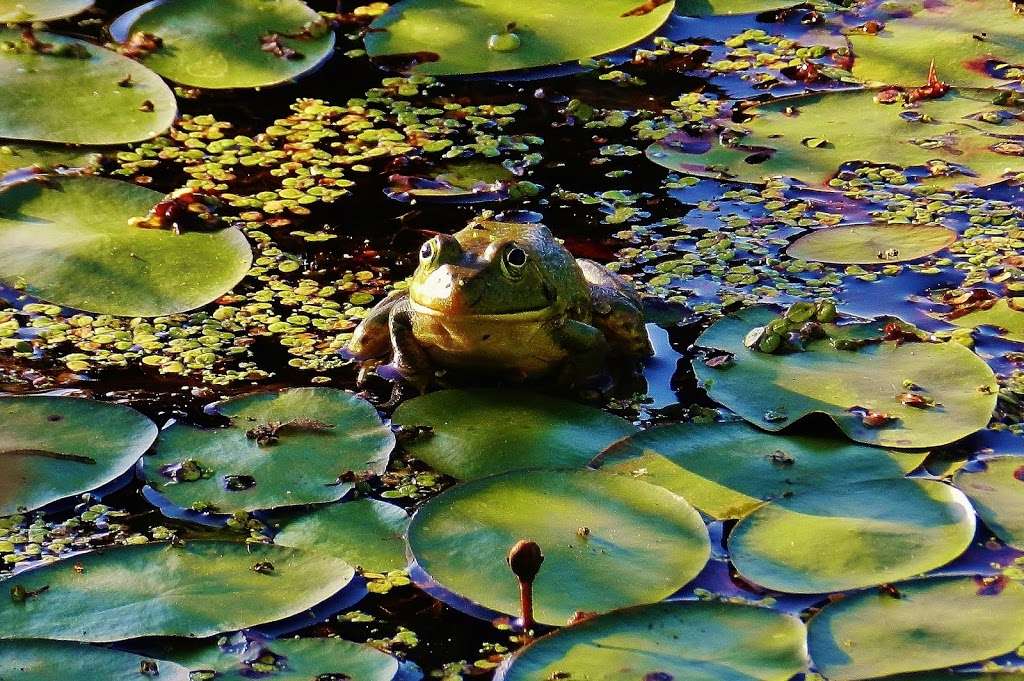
[592,421,927,519]
[946,298,1024,343]
[0,0,91,21]
[365,0,675,76]
[408,469,709,625]
[391,389,636,480]
[274,498,411,572]
[729,478,975,593]
[0,395,157,515]
[0,175,253,317]
[954,456,1024,549]
[0,541,355,641]
[675,0,800,16]
[647,89,1024,188]
[0,143,101,174]
[807,576,1024,679]
[496,601,807,681]
[127,0,335,89]
[787,224,957,265]
[0,29,175,145]
[0,640,189,681]
[166,637,400,681]
[849,0,1024,88]
[144,388,394,514]
[693,306,998,448]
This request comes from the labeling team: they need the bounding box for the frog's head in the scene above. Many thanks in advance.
[409,221,588,319]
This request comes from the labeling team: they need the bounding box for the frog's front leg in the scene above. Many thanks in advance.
[388,299,436,394]
[346,290,408,361]
[553,319,612,393]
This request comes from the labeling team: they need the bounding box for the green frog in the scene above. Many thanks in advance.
[345,221,653,392]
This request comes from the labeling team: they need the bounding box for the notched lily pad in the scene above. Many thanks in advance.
[787,223,957,264]
[0,541,355,641]
[946,298,1024,343]
[0,640,189,681]
[365,0,676,76]
[0,28,175,145]
[693,306,998,448]
[954,455,1024,549]
[408,469,710,625]
[0,395,157,515]
[144,387,394,514]
[0,175,253,317]
[0,143,101,175]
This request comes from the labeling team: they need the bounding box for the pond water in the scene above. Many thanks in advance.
[2,0,1024,678]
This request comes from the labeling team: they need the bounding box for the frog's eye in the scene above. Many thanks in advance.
[420,239,436,263]
[504,246,528,270]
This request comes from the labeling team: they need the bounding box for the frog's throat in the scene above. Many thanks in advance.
[409,298,558,322]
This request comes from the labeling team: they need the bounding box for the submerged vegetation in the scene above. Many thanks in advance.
[2,0,1024,678]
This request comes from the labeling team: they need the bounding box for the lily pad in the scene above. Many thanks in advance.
[0,143,101,174]
[728,478,975,593]
[364,0,675,76]
[126,0,335,89]
[0,541,355,641]
[408,469,709,625]
[693,306,998,448]
[0,29,175,144]
[0,0,92,21]
[646,89,1024,188]
[954,456,1024,549]
[675,0,800,16]
[592,421,927,519]
[391,389,636,480]
[495,601,807,681]
[807,576,1024,679]
[0,640,189,681]
[0,175,253,317]
[849,0,1024,88]
[0,395,157,515]
[947,298,1024,343]
[786,224,957,265]
[144,388,394,514]
[274,498,411,572]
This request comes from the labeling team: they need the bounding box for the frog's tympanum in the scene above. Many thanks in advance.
[346,221,653,391]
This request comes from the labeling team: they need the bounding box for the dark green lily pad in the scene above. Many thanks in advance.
[408,469,709,626]
[0,29,175,144]
[365,0,675,76]
[0,143,101,174]
[954,456,1024,549]
[0,541,355,641]
[496,601,807,681]
[0,395,157,515]
[0,0,92,21]
[729,478,975,594]
[0,640,189,681]
[391,389,636,480]
[807,576,1024,679]
[946,298,1024,343]
[849,0,1024,88]
[786,224,957,265]
[127,0,335,89]
[274,498,411,572]
[592,421,928,519]
[646,89,1024,188]
[693,306,998,448]
[167,637,400,681]
[144,387,394,514]
[0,175,253,317]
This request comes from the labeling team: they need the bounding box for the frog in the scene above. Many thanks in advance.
[345,221,653,393]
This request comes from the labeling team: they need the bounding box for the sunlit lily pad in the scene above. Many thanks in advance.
[387,161,514,203]
[787,224,957,265]
[947,298,1024,343]
[675,0,800,15]
[592,421,927,519]
[849,0,1024,88]
[391,389,636,480]
[954,456,1024,549]
[0,541,355,641]
[274,498,411,572]
[365,0,675,76]
[807,576,1024,679]
[0,143,101,174]
[495,601,807,681]
[0,175,252,317]
[408,469,709,625]
[0,395,157,515]
[729,478,975,593]
[0,0,92,21]
[693,306,998,448]
[647,89,1024,188]
[0,640,189,681]
[0,29,175,145]
[126,0,335,89]
[144,388,394,514]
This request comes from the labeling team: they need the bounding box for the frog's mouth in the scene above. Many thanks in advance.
[409,298,558,322]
